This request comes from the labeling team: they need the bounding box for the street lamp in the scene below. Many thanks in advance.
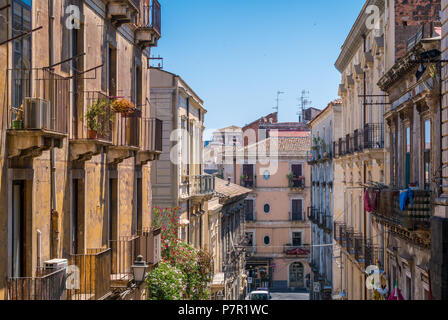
[132,255,148,284]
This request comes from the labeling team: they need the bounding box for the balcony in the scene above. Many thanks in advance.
[70,91,114,162]
[108,106,142,165]
[363,123,384,151]
[110,236,140,285]
[6,268,67,300]
[67,249,112,300]
[135,0,162,48]
[345,228,355,255]
[6,68,69,159]
[137,117,163,165]
[354,234,365,266]
[241,176,254,188]
[289,176,306,191]
[181,175,216,201]
[106,0,140,27]
[334,222,345,244]
[364,244,384,269]
[283,245,310,257]
[372,189,432,231]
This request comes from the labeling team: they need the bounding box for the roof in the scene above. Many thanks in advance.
[242,136,311,156]
[271,131,311,138]
[215,178,252,200]
[308,99,342,127]
[243,112,278,128]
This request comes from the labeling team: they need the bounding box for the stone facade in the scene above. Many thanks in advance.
[0,0,162,300]
[308,100,343,300]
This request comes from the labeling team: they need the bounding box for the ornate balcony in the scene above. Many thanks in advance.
[181,175,216,201]
[6,68,69,160]
[135,0,162,48]
[283,245,310,257]
[372,189,432,231]
[106,0,140,27]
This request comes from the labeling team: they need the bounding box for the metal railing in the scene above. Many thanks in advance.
[113,112,140,148]
[345,228,354,254]
[7,268,67,300]
[364,244,384,268]
[141,118,163,152]
[7,68,69,134]
[139,0,161,35]
[67,248,111,300]
[73,91,114,142]
[290,176,306,189]
[373,189,432,230]
[110,236,140,281]
[363,123,384,150]
[354,235,365,264]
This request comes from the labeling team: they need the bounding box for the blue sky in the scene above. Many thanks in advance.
[151,0,364,139]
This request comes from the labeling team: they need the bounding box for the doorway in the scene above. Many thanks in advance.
[11,181,25,278]
[289,262,305,289]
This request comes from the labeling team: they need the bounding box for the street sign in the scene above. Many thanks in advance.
[248,277,253,284]
[313,282,321,293]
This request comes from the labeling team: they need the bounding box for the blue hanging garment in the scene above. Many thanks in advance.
[399,190,408,211]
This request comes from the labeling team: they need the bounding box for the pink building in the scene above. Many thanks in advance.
[238,134,312,291]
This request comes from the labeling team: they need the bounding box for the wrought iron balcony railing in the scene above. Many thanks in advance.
[363,123,384,150]
[7,68,69,134]
[283,245,310,257]
[191,175,216,196]
[141,117,163,153]
[67,248,112,300]
[7,268,67,300]
[373,189,432,230]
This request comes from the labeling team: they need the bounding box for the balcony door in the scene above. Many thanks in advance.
[292,199,303,221]
[11,181,26,278]
[243,164,254,187]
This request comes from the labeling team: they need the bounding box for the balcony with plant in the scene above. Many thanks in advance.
[287,172,305,190]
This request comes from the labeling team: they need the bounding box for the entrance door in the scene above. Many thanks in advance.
[289,262,305,288]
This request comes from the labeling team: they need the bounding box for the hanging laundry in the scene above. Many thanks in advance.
[388,280,404,300]
[399,189,414,212]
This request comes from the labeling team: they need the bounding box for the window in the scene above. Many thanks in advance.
[292,232,302,246]
[263,170,271,180]
[291,199,303,221]
[263,204,271,214]
[423,120,431,190]
[245,232,254,247]
[244,200,254,221]
[264,236,271,246]
[405,126,411,188]
[406,276,412,300]
[12,0,32,110]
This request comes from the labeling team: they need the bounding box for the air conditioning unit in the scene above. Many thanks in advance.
[23,97,51,130]
[44,258,68,271]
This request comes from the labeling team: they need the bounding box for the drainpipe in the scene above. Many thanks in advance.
[49,0,59,259]
[362,33,368,300]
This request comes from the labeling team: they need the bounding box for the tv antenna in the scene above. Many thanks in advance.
[297,90,312,123]
[273,91,284,115]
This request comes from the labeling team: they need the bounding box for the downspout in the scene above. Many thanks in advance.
[49,0,59,259]
[362,33,368,300]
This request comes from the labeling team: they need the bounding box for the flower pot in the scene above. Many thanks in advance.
[87,129,97,139]
[12,120,23,130]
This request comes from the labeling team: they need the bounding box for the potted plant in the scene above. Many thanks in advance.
[11,105,24,129]
[85,99,113,139]
[287,172,296,187]
[112,98,136,116]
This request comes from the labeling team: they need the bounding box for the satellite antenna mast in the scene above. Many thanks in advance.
[274,91,284,116]
[297,90,312,123]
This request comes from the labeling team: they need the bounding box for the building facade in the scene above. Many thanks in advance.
[0,0,163,300]
[239,135,312,291]
[334,0,441,300]
[308,100,343,300]
[150,68,215,250]
[377,34,440,301]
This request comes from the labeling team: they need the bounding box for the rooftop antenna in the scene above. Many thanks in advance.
[274,91,284,115]
[297,90,312,123]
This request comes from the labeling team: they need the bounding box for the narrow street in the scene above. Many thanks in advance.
[270,292,310,301]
